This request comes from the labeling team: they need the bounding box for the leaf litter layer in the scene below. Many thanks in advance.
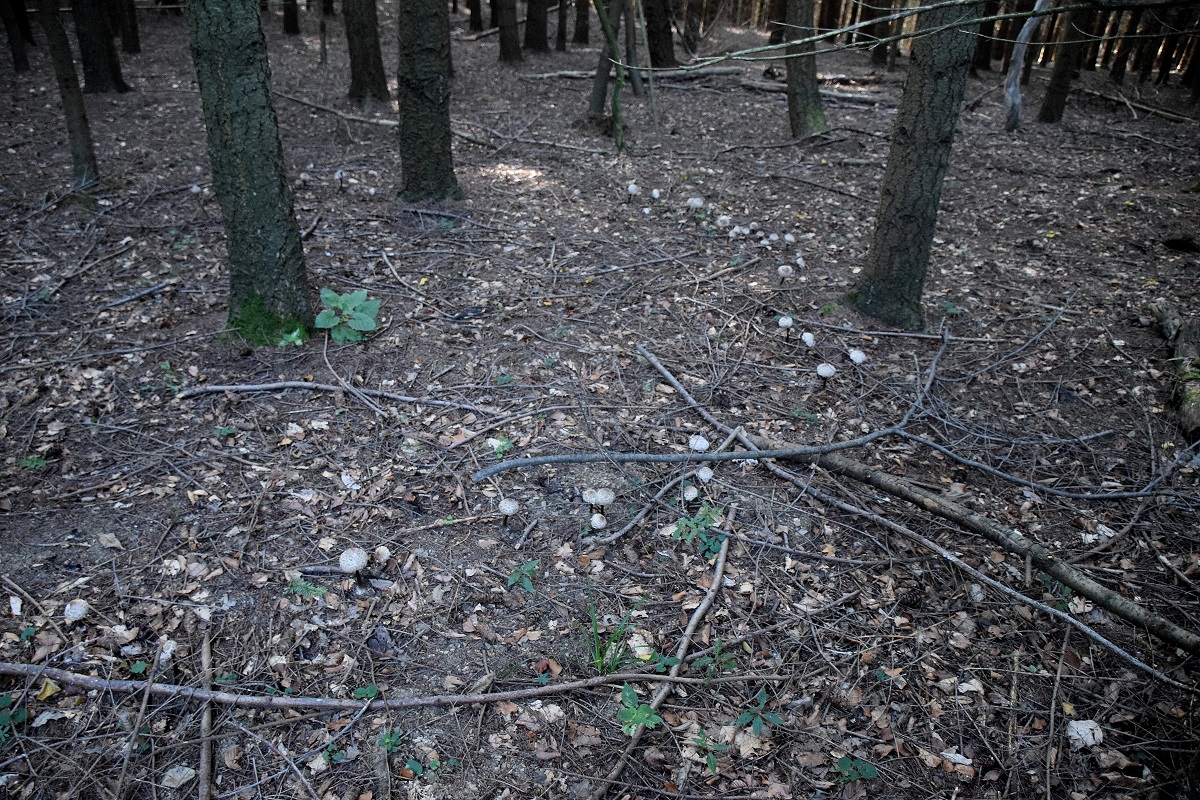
[1,7,1199,800]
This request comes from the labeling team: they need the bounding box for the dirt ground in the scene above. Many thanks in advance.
[1,4,1199,799]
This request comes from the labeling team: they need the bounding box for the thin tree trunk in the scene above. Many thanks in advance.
[72,0,129,92]
[37,0,99,185]
[1108,7,1140,84]
[846,1,981,329]
[118,0,140,53]
[623,0,641,95]
[467,0,482,31]
[1036,5,1085,123]
[344,0,390,103]
[1,0,30,72]
[972,0,997,74]
[785,0,825,137]
[397,0,463,200]
[556,0,567,49]
[524,0,549,51]
[497,0,521,60]
[573,0,588,43]
[589,0,621,116]
[283,0,300,33]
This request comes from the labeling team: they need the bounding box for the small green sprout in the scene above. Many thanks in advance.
[617,683,662,736]
[284,577,327,598]
[507,561,538,594]
[735,687,783,736]
[836,755,879,783]
[691,729,730,774]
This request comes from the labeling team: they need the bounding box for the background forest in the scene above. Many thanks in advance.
[1,0,1199,798]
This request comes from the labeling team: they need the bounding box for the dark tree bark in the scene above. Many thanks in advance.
[524,0,549,51]
[846,1,980,330]
[496,0,521,61]
[11,0,34,44]
[622,0,641,95]
[767,0,785,43]
[817,0,839,36]
[186,0,313,341]
[37,0,98,184]
[343,0,390,103]
[488,0,497,28]
[643,0,675,66]
[573,0,588,43]
[1132,13,1162,82]
[682,0,700,53]
[1108,7,1140,83]
[72,0,130,92]
[322,0,335,14]
[588,0,620,116]
[1,0,30,72]
[785,0,825,137]
[1154,5,1194,85]
[556,0,567,50]
[396,0,462,201]
[1037,5,1089,123]
[117,0,140,53]
[467,0,482,31]
[283,0,300,33]
[971,0,998,74]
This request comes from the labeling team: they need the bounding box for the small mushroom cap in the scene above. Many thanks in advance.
[795,255,807,268]
[627,183,640,195]
[651,188,661,199]
[696,466,714,483]
[682,485,699,502]
[849,349,868,365]
[339,547,370,574]
[777,264,794,278]
[716,215,732,228]
[590,513,609,530]
[581,488,598,505]
[64,598,89,623]
[801,331,816,348]
[594,487,615,506]
[688,434,711,452]
[778,316,794,329]
[816,363,837,379]
[498,498,520,516]
[784,233,796,244]
[687,197,704,208]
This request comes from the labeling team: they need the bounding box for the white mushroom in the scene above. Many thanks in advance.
[849,349,868,365]
[687,197,704,209]
[696,466,714,483]
[816,363,837,379]
[688,434,711,452]
[590,513,609,530]
[682,485,699,502]
[594,487,615,509]
[777,264,794,281]
[339,547,369,574]
[801,331,816,348]
[64,598,89,624]
[627,183,640,196]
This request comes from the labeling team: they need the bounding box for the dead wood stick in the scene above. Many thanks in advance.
[0,663,774,712]
[198,626,214,800]
[176,380,495,416]
[637,344,1200,659]
[522,65,743,80]
[588,510,735,800]
[1075,87,1194,123]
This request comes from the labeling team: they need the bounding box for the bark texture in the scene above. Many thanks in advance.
[573,0,588,43]
[784,0,825,138]
[72,0,129,92]
[397,0,463,201]
[2,0,30,72]
[524,0,549,51]
[1037,6,1089,123]
[37,0,99,185]
[186,0,312,338]
[496,0,521,61]
[642,0,675,66]
[343,0,390,103]
[846,1,980,330]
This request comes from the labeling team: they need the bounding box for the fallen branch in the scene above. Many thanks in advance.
[0,663,773,712]
[176,380,495,416]
[739,78,887,105]
[523,65,743,80]
[1149,301,1200,442]
[1076,87,1195,123]
[635,343,1200,659]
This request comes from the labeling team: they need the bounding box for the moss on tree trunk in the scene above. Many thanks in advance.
[187,0,312,343]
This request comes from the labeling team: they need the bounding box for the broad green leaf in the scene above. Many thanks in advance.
[314,309,340,329]
[347,312,377,332]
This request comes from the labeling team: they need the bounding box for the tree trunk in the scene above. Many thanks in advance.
[766,0,785,43]
[1108,7,1140,84]
[1036,5,1087,123]
[488,0,497,28]
[467,0,482,31]
[11,0,35,43]
[622,0,641,95]
[817,0,838,36]
[556,0,567,49]
[971,0,997,74]
[643,0,675,66]
[589,0,620,116]
[846,1,980,330]
[573,0,588,43]
[1,0,30,72]
[397,0,462,201]
[283,0,300,33]
[186,0,312,341]
[785,0,825,137]
[72,0,129,92]
[37,0,98,185]
[497,0,521,61]
[1154,5,1194,85]
[323,0,335,14]
[682,0,700,53]
[115,0,140,53]
[524,0,549,51]
[344,0,390,103]
[1132,14,1162,83]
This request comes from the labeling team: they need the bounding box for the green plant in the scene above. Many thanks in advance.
[587,594,637,675]
[19,456,46,470]
[494,373,514,386]
[617,683,662,736]
[284,577,327,598]
[276,327,306,347]
[836,755,879,783]
[937,299,965,316]
[490,436,514,458]
[0,693,28,752]
[672,504,724,560]
[315,288,380,344]
[691,729,730,774]
[692,639,737,679]
[650,652,680,673]
[379,730,404,753]
[214,425,238,438]
[353,684,380,700]
[507,560,538,594]
[735,687,783,736]
[1036,572,1072,611]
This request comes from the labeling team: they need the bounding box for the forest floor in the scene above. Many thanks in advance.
[2,5,1200,800]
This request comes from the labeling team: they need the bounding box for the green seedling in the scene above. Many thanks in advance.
[353,684,380,700]
[19,456,46,470]
[379,730,404,753]
[692,638,736,679]
[650,652,680,674]
[938,299,965,316]
[315,288,380,344]
[735,687,783,736]
[1036,572,1071,611]
[617,683,662,736]
[284,577,327,599]
[836,755,879,783]
[494,373,514,386]
[277,327,306,347]
[507,560,538,594]
[672,504,724,560]
[0,693,28,752]
[490,436,515,458]
[691,729,730,774]
[587,594,638,675]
